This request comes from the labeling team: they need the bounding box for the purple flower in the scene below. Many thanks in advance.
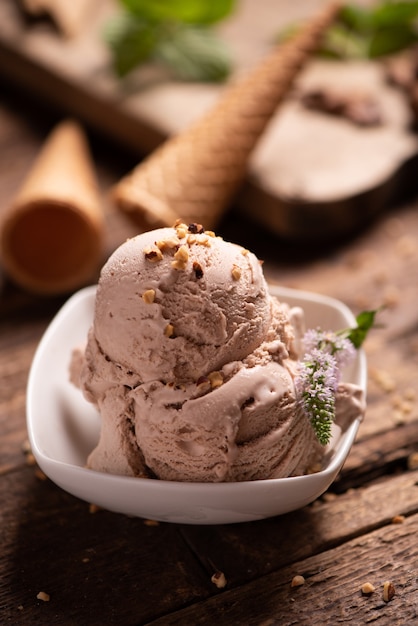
[296,329,356,445]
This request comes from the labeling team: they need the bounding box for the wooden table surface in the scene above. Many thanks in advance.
[1,76,418,626]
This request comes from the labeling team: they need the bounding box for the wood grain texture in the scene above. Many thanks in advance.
[149,514,418,625]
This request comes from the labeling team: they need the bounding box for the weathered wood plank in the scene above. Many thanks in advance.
[0,467,214,625]
[2,464,417,625]
[335,419,418,491]
[149,513,418,625]
[179,469,418,588]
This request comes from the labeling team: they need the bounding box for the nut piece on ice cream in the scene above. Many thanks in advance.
[92,224,271,383]
[71,223,365,482]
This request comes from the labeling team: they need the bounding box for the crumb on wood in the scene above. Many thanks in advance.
[322,492,337,502]
[21,439,32,455]
[369,367,396,393]
[382,581,395,602]
[382,285,400,308]
[361,582,375,595]
[34,468,47,481]
[211,570,227,589]
[395,235,417,259]
[291,575,305,588]
[36,591,50,602]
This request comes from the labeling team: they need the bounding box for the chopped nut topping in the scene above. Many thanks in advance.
[164,324,174,338]
[291,575,305,588]
[208,371,223,389]
[306,462,322,474]
[174,221,188,239]
[198,236,211,247]
[206,230,216,237]
[231,265,242,281]
[193,261,204,279]
[361,582,375,595]
[188,222,205,234]
[171,245,189,270]
[241,248,249,256]
[37,591,50,602]
[142,289,156,304]
[156,237,180,251]
[383,581,395,602]
[211,571,227,589]
[392,515,405,524]
[196,376,211,393]
[187,234,197,245]
[144,247,163,262]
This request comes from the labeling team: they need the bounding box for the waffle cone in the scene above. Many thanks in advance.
[113,2,341,231]
[0,119,104,295]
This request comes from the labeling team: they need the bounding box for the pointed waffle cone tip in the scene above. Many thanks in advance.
[0,119,104,295]
[113,2,341,231]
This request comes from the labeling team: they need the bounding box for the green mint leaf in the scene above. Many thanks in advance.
[120,0,236,25]
[154,25,231,82]
[344,309,380,349]
[368,24,418,58]
[371,1,418,27]
[104,13,157,76]
[317,1,418,60]
[321,24,370,59]
[311,413,333,446]
[339,5,375,32]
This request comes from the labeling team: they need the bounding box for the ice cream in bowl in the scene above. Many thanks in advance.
[26,222,367,524]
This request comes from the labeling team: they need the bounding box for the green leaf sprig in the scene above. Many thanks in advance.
[338,308,381,348]
[319,1,418,60]
[105,0,236,82]
[296,309,379,446]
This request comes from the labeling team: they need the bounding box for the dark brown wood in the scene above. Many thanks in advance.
[1,30,418,623]
[149,513,418,625]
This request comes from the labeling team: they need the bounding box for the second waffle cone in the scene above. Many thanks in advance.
[113,2,341,231]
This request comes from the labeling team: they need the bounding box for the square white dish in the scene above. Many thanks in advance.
[26,284,366,525]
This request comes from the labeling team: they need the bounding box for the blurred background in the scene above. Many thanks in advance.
[1,0,418,300]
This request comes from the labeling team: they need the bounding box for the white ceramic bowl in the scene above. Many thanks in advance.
[26,285,366,525]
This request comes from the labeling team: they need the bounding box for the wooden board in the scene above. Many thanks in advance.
[1,0,418,239]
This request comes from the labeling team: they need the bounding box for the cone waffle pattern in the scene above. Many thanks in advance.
[114,3,341,230]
